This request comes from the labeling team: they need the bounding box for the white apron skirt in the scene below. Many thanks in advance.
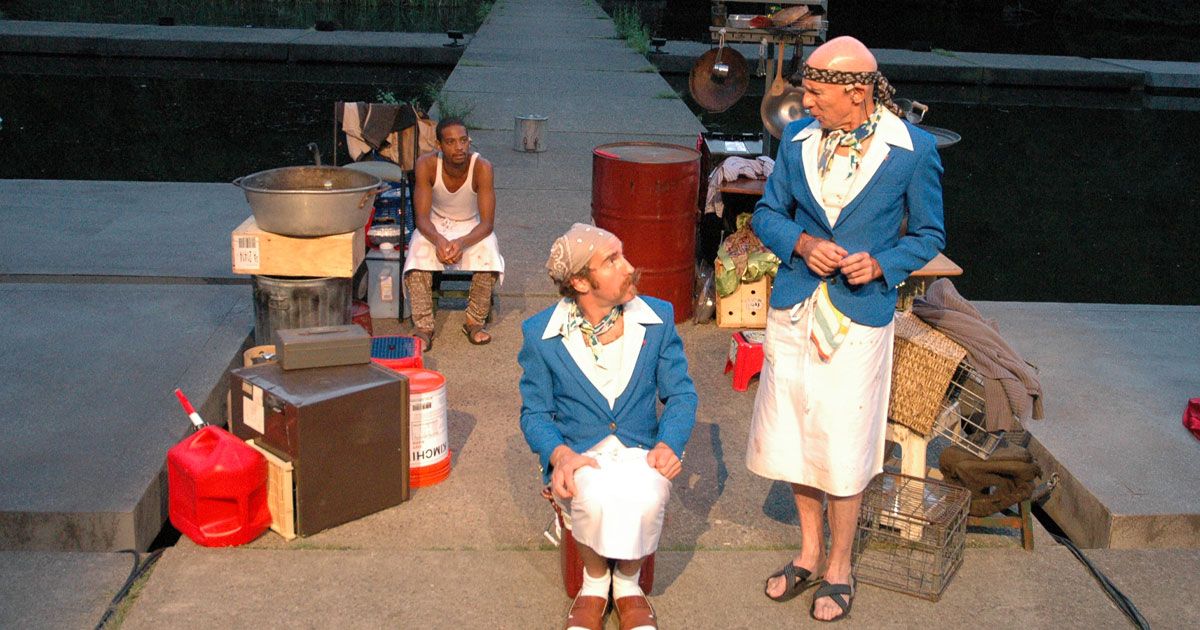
[402,210,505,284]
[554,435,670,560]
[745,295,894,496]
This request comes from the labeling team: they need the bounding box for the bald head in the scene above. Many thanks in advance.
[806,36,877,73]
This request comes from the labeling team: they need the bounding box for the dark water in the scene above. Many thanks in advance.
[669,72,1200,305]
[2,36,1198,304]
[601,0,1200,62]
[0,71,446,182]
[0,0,486,33]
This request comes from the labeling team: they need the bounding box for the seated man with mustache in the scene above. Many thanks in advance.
[518,223,697,630]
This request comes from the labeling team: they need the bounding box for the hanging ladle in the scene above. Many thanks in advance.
[711,28,730,80]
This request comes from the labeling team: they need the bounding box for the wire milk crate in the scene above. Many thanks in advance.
[852,472,970,601]
[932,362,1009,459]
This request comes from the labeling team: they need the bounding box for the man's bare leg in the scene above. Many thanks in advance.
[812,491,862,620]
[577,542,611,583]
[614,557,647,577]
[765,483,827,598]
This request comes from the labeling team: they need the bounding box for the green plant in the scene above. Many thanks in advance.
[654,90,680,99]
[421,78,475,122]
[611,5,651,56]
[375,88,401,104]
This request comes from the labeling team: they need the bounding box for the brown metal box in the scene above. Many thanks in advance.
[272,324,371,370]
[229,362,409,536]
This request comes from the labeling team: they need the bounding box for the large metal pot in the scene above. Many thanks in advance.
[233,166,385,237]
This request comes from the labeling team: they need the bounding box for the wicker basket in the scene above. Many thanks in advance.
[888,311,967,435]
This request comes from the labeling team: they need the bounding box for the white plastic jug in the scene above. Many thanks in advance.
[366,243,402,318]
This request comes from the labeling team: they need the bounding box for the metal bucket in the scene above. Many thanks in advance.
[591,142,700,322]
[251,275,352,345]
[513,114,548,152]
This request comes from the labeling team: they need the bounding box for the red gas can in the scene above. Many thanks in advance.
[168,425,271,547]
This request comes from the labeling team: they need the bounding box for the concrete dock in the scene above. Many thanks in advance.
[2,1,1199,628]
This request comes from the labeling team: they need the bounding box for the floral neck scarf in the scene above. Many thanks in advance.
[817,102,885,180]
[567,300,623,362]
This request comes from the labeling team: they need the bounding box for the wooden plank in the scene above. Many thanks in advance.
[244,439,296,541]
[231,215,365,278]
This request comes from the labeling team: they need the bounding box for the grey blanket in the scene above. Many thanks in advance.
[911,279,1044,431]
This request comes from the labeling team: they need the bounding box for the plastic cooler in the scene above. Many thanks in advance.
[370,335,423,370]
[168,426,271,547]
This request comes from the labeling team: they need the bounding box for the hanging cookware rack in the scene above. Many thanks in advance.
[710,0,828,155]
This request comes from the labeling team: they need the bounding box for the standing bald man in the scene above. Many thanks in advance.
[746,36,945,621]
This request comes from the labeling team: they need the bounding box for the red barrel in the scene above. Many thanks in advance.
[592,142,700,322]
[168,426,271,547]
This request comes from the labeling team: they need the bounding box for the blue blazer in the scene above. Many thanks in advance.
[751,115,946,327]
[518,297,697,483]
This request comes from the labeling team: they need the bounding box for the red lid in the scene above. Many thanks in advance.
[398,368,445,393]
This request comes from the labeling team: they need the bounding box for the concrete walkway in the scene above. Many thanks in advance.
[2,1,1199,629]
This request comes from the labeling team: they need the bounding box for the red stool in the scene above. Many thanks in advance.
[724,330,765,391]
[542,488,655,597]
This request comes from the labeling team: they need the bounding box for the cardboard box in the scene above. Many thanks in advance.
[231,215,365,278]
[229,362,409,536]
[715,260,772,328]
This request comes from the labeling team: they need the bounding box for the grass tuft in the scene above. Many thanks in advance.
[611,5,651,56]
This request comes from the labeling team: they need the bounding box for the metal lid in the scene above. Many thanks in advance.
[593,142,700,164]
[918,125,962,150]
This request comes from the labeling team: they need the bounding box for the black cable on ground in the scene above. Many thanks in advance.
[1050,533,1150,630]
[94,548,166,630]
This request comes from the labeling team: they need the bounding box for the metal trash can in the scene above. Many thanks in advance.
[513,114,549,152]
[251,275,351,346]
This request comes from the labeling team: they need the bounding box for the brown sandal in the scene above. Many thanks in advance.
[413,329,434,352]
[462,322,491,345]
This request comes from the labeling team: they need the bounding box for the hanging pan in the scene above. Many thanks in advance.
[688,32,749,113]
[759,41,808,139]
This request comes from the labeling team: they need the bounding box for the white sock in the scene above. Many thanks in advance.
[579,566,611,599]
[611,567,643,599]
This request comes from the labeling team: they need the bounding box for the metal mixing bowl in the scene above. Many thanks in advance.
[234,166,385,237]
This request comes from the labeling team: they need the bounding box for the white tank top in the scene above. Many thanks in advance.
[432,153,479,222]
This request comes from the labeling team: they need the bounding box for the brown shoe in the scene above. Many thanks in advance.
[613,594,658,630]
[564,594,608,630]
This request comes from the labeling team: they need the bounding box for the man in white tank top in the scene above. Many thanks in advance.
[403,117,505,351]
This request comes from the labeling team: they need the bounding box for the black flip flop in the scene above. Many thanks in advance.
[764,562,821,603]
[809,577,855,622]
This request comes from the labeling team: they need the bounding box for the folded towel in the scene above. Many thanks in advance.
[811,282,849,361]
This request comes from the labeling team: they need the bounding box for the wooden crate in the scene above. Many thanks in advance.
[231,216,365,278]
[244,439,296,541]
[715,260,772,328]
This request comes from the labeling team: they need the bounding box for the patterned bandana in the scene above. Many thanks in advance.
[798,63,904,118]
[546,223,617,284]
[566,300,622,363]
[817,103,885,179]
